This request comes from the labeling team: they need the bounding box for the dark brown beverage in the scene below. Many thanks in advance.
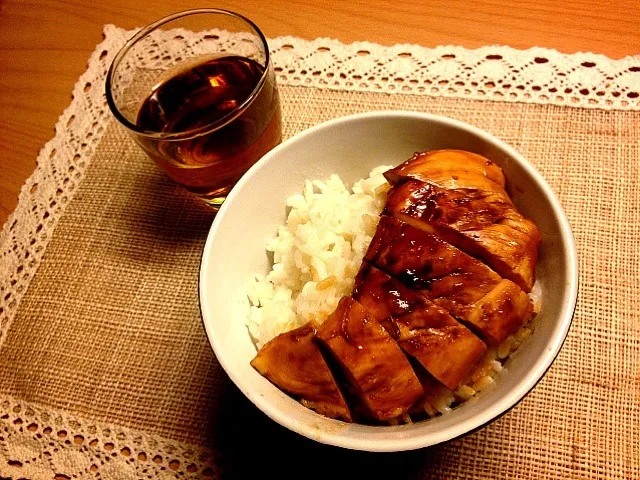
[136,55,281,204]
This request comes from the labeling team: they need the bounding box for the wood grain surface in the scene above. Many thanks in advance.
[1,0,638,226]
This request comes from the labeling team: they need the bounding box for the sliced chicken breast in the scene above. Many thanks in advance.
[251,323,352,422]
[353,263,487,390]
[316,297,424,421]
[365,216,533,345]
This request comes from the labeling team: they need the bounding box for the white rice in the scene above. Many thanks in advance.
[246,165,392,348]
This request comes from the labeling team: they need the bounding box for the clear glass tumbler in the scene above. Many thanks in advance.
[106,9,282,208]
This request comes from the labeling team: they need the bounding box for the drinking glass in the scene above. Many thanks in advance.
[106,9,282,208]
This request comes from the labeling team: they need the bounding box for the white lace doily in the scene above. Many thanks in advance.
[0,24,638,479]
[0,395,218,479]
[269,37,640,110]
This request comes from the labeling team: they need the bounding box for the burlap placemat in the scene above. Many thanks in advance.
[0,26,638,479]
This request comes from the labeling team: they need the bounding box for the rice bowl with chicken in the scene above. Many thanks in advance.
[247,151,542,425]
[198,111,577,451]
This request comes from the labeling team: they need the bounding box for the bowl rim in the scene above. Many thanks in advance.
[198,110,579,452]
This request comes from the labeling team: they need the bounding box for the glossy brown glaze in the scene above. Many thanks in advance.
[315,297,424,421]
[385,177,541,292]
[467,279,533,345]
[251,323,352,422]
[365,215,501,305]
[365,216,532,345]
[353,264,487,390]
[384,150,507,190]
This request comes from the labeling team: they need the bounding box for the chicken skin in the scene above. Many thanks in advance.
[316,297,424,421]
[353,264,486,389]
[251,323,352,421]
[384,150,541,292]
[365,216,533,345]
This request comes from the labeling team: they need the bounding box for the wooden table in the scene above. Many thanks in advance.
[0,0,637,227]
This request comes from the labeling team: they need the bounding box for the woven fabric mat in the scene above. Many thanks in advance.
[0,26,639,480]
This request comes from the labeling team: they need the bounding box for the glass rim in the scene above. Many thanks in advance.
[105,8,271,141]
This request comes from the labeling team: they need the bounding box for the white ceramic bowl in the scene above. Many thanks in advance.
[199,111,578,452]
